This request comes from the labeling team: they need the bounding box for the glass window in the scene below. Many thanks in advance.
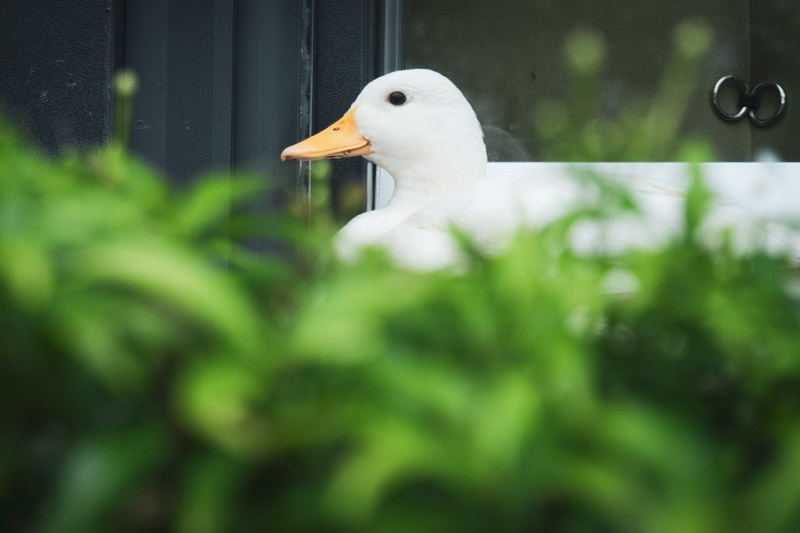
[402,0,798,162]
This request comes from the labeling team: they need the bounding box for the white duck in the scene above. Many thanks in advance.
[282,69,800,270]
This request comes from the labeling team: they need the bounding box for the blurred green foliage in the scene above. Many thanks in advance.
[2,116,800,533]
[3,27,800,532]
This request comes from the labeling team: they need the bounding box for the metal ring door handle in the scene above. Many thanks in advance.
[711,75,787,127]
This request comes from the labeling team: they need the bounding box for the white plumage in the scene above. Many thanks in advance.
[282,69,800,270]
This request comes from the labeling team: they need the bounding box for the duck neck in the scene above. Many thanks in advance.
[381,152,488,211]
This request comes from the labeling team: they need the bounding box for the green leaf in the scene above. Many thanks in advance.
[65,240,264,358]
[40,424,166,533]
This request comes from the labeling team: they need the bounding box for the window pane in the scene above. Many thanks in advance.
[403,0,798,162]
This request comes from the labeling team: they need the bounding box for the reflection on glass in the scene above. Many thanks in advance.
[403,0,798,162]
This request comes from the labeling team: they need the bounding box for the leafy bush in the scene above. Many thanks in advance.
[2,115,800,533]
[3,24,800,529]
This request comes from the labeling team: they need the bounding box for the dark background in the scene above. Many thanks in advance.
[0,0,382,210]
[2,1,796,186]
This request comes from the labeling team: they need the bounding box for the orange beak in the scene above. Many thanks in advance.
[281,107,372,161]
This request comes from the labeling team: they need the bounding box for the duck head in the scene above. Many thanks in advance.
[281,69,488,205]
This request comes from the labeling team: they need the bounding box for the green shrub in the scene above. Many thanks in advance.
[1,116,800,533]
[3,24,800,529]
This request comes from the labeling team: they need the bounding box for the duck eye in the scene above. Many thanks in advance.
[387,91,407,106]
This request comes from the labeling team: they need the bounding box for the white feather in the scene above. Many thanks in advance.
[330,70,800,270]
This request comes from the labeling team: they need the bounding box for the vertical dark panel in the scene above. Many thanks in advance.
[233,0,300,181]
[164,0,216,183]
[125,0,234,185]
[232,0,301,250]
[296,0,315,201]
[211,0,236,171]
[313,0,379,217]
[0,0,114,152]
[125,0,169,170]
